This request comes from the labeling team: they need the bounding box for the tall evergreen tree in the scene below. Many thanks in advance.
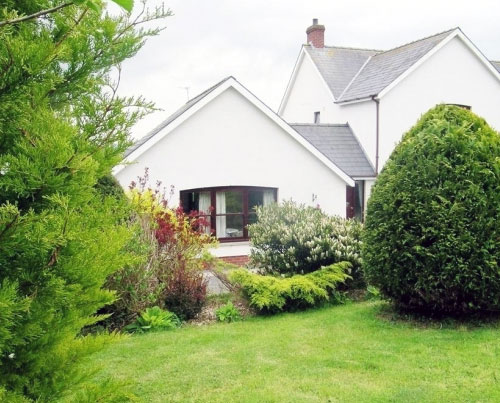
[0,1,170,400]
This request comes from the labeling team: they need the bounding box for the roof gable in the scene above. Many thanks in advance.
[116,77,355,186]
[124,77,231,158]
[291,124,375,178]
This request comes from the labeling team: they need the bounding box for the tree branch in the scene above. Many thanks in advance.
[0,212,19,242]
[0,2,74,28]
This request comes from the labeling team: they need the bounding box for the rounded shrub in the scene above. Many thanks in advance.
[363,105,500,316]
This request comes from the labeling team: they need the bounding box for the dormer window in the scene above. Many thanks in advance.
[314,111,321,124]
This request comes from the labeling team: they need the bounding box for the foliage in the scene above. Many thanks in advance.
[95,174,126,200]
[0,0,170,400]
[0,0,134,31]
[0,387,30,403]
[230,262,350,313]
[363,105,500,316]
[125,306,180,334]
[215,302,242,323]
[104,215,163,329]
[164,265,208,321]
[128,169,214,269]
[248,201,363,284]
[59,377,138,403]
[365,286,381,301]
[105,172,215,327]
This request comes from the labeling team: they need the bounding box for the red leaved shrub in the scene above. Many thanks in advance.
[163,265,208,320]
[105,169,216,328]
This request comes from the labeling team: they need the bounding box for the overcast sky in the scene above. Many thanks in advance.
[109,0,500,139]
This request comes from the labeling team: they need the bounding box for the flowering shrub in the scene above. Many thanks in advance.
[128,169,213,268]
[248,201,363,284]
[230,262,350,313]
[105,169,215,328]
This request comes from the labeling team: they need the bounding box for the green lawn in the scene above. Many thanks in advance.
[91,301,500,402]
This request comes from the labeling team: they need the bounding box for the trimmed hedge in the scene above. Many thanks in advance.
[230,262,350,313]
[363,105,500,315]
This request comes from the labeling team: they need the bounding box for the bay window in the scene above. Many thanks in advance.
[180,186,277,241]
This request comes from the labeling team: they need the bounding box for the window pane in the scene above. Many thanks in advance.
[180,191,197,213]
[248,190,264,212]
[222,190,243,213]
[221,214,244,238]
[180,191,211,214]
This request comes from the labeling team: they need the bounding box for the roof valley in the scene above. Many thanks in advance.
[336,55,373,101]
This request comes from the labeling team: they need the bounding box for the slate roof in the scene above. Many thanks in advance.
[305,28,459,103]
[492,61,500,73]
[124,76,233,157]
[291,124,375,178]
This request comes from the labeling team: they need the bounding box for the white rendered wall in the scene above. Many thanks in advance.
[379,36,500,168]
[279,51,378,169]
[338,100,377,168]
[116,86,347,218]
[280,52,342,124]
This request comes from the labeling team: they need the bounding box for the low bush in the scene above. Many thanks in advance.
[363,105,500,316]
[215,302,242,323]
[230,262,350,313]
[164,266,208,320]
[248,201,363,285]
[125,307,180,334]
[104,215,163,329]
[105,170,214,328]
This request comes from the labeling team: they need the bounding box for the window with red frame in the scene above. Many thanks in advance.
[180,187,277,241]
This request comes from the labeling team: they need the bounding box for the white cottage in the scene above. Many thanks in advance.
[115,22,500,261]
[114,77,371,260]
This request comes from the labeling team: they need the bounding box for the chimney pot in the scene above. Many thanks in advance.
[306,19,325,48]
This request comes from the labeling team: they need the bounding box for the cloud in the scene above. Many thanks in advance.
[115,0,500,138]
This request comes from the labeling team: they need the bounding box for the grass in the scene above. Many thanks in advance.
[90,301,500,402]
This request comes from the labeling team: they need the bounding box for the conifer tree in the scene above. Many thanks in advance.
[0,1,170,400]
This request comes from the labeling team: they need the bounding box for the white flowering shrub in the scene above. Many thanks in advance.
[249,201,363,285]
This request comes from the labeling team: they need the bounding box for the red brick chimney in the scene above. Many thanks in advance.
[306,18,325,48]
